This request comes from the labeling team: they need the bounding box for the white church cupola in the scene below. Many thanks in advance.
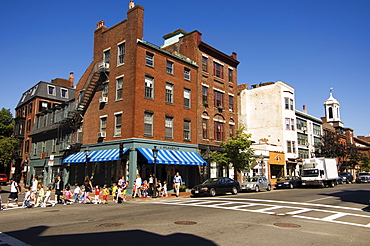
[324,90,343,127]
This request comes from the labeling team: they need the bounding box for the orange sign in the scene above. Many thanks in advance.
[269,152,285,165]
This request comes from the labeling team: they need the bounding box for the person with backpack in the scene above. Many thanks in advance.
[6,178,20,207]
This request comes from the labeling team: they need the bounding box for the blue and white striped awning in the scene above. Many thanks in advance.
[170,150,207,166]
[62,148,128,163]
[137,148,179,164]
[137,148,207,166]
[90,148,128,162]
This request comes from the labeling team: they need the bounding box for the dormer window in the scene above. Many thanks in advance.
[48,85,56,96]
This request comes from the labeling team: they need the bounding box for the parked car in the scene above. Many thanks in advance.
[191,177,240,197]
[336,176,343,185]
[0,174,8,185]
[240,177,271,192]
[356,172,370,183]
[275,176,301,189]
[339,172,354,184]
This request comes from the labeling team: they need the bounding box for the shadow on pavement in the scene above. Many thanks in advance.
[319,189,370,212]
[6,225,218,246]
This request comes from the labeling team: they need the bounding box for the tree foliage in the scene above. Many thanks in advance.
[0,108,19,171]
[315,130,345,158]
[210,126,254,179]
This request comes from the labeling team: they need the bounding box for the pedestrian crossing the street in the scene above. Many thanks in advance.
[150,197,370,228]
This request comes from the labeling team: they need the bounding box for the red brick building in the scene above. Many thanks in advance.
[66,3,239,192]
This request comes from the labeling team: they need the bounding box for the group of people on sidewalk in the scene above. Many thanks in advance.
[1,172,184,209]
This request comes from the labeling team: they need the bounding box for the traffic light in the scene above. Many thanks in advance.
[119,142,124,159]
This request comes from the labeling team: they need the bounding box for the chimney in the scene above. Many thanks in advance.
[232,52,237,60]
[129,1,135,9]
[303,105,307,113]
[96,20,105,29]
[69,72,74,88]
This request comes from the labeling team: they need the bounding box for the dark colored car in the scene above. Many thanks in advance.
[275,176,301,189]
[336,176,343,185]
[191,177,240,197]
[339,172,354,184]
[0,174,8,185]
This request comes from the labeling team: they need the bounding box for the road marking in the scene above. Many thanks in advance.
[305,197,333,203]
[150,198,370,228]
[0,232,30,246]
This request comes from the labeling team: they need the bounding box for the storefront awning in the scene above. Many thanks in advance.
[137,148,207,166]
[90,148,128,162]
[62,148,128,163]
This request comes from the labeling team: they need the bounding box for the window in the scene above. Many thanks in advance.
[47,85,56,96]
[202,56,208,72]
[100,116,107,133]
[25,140,30,154]
[104,49,110,65]
[292,141,296,153]
[229,124,234,137]
[202,119,208,139]
[166,60,174,74]
[115,113,122,136]
[290,119,295,130]
[144,112,153,136]
[287,141,292,153]
[52,139,56,153]
[26,119,31,132]
[214,91,224,107]
[146,52,154,67]
[118,42,125,65]
[184,88,191,108]
[33,142,37,156]
[102,83,108,98]
[290,99,294,110]
[229,95,234,111]
[165,117,173,139]
[144,76,154,99]
[215,122,224,141]
[61,88,68,98]
[214,62,224,79]
[313,124,321,135]
[297,118,307,131]
[41,141,45,153]
[228,68,233,82]
[184,67,190,81]
[184,120,191,141]
[285,98,289,110]
[116,77,123,100]
[297,133,308,146]
[28,103,32,114]
[166,83,173,104]
[202,86,208,103]
[299,149,309,159]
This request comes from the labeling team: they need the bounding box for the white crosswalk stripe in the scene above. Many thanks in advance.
[150,197,370,228]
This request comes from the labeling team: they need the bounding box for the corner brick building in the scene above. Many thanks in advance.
[64,3,239,193]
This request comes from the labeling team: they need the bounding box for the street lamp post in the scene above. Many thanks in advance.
[152,146,158,198]
[85,146,90,178]
[259,154,264,177]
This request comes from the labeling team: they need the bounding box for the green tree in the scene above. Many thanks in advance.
[210,127,254,180]
[0,108,19,173]
[315,130,345,158]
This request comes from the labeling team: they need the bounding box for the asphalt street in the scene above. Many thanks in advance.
[1,183,370,246]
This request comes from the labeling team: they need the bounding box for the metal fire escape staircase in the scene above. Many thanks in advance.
[69,61,109,130]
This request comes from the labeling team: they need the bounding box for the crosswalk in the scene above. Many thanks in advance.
[150,197,370,228]
[0,232,30,246]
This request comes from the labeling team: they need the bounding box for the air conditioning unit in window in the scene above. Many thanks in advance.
[98,62,110,70]
[97,132,106,138]
[99,97,108,103]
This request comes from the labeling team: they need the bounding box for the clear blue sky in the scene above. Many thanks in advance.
[1,0,369,136]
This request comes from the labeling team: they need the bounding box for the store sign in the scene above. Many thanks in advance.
[48,161,54,166]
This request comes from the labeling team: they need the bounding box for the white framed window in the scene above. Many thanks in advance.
[166,83,173,104]
[47,85,56,96]
[61,88,68,98]
[116,77,123,100]
[102,83,108,98]
[145,76,154,99]
[184,120,191,141]
[165,116,174,139]
[117,42,125,65]
[184,67,190,81]
[146,52,154,67]
[202,118,208,139]
[202,56,208,72]
[166,60,174,74]
[114,113,122,136]
[104,49,111,65]
[144,112,153,136]
[100,116,107,133]
[184,88,190,108]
